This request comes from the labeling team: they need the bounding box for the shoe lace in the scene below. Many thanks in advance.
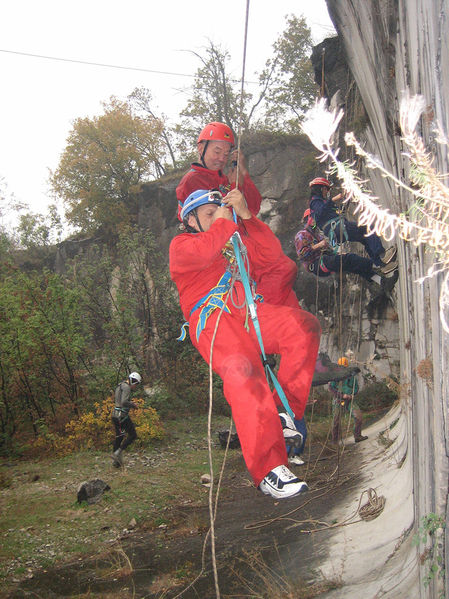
[274,465,296,481]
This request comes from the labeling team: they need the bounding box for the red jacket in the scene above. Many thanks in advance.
[169,215,287,320]
[176,163,262,220]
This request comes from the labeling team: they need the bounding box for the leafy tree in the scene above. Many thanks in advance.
[0,265,90,447]
[257,14,316,131]
[50,97,165,234]
[177,40,253,142]
[177,16,317,141]
[17,213,51,249]
[128,87,179,170]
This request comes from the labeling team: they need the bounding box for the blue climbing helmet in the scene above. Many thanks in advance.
[180,189,223,222]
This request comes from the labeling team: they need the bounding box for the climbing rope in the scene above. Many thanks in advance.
[202,3,252,598]
[244,483,386,533]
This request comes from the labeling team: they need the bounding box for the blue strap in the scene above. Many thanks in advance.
[177,271,232,342]
[324,218,348,248]
[231,233,295,420]
[177,322,189,341]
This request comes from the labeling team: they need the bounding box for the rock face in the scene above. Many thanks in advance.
[318,1,449,598]
[135,137,401,384]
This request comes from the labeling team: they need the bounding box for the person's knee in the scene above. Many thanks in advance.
[300,311,321,339]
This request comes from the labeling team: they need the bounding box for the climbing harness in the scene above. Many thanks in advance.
[323,217,349,249]
[112,406,129,422]
[177,271,233,342]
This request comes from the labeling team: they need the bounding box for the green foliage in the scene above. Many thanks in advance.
[50,97,166,234]
[26,397,164,456]
[177,15,317,141]
[355,380,398,411]
[0,263,90,449]
[0,228,184,454]
[257,14,316,132]
[17,205,65,251]
[177,41,251,142]
[413,513,446,594]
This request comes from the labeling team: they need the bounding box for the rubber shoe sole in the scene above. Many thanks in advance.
[379,261,398,275]
[111,453,123,467]
[382,246,397,264]
[260,477,308,499]
[279,413,303,448]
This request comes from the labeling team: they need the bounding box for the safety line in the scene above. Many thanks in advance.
[204,4,251,598]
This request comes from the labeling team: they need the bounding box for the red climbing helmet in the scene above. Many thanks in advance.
[197,122,235,146]
[309,177,331,188]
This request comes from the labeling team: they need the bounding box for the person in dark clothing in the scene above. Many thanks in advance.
[111,372,142,467]
[329,357,368,444]
[295,209,399,293]
[308,177,397,267]
[287,416,307,466]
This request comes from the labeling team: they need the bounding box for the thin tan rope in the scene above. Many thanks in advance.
[203,3,252,598]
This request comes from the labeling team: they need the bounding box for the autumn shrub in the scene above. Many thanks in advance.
[26,397,164,457]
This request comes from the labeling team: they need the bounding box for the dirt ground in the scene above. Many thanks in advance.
[6,438,365,599]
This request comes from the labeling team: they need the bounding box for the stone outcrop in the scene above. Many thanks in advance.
[314,2,449,597]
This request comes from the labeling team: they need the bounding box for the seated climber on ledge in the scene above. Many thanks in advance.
[169,187,322,499]
[295,209,399,293]
[308,177,397,268]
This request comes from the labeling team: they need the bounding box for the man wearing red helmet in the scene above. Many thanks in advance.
[176,122,262,219]
[308,177,397,268]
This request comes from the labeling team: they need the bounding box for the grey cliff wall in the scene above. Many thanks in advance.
[321,1,449,597]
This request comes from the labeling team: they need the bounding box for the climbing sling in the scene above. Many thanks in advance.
[177,271,233,342]
[323,217,348,249]
[231,232,295,419]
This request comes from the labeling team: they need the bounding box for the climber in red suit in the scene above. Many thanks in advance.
[176,121,299,309]
[169,188,321,499]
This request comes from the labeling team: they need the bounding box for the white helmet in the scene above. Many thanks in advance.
[129,372,141,385]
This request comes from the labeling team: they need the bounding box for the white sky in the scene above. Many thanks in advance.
[0,0,335,220]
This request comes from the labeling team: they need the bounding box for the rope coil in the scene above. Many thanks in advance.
[358,487,386,521]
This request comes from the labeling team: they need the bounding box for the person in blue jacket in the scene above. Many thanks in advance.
[308,177,397,267]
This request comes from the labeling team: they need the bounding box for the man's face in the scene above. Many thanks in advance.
[188,203,220,232]
[198,140,232,171]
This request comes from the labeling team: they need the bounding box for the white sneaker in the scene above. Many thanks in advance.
[288,455,305,466]
[279,413,303,448]
[259,465,308,499]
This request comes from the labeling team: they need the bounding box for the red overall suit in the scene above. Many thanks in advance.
[169,215,321,486]
[176,162,262,219]
[176,163,300,309]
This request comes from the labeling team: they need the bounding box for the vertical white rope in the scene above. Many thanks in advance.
[234,0,251,191]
